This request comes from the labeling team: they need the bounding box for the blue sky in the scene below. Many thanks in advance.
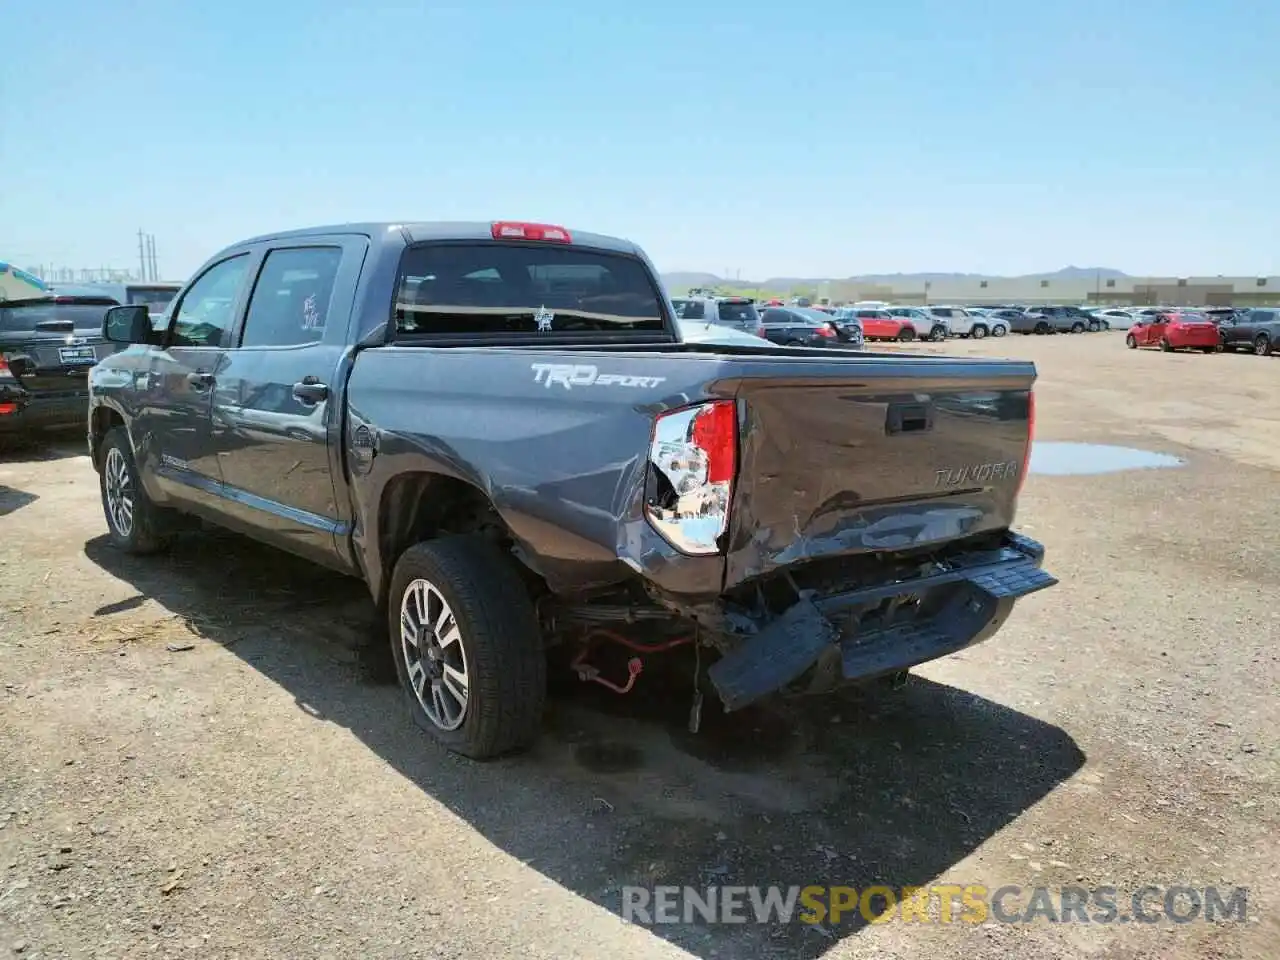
[3,0,1277,281]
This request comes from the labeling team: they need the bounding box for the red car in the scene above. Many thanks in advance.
[856,308,914,341]
[1125,311,1220,353]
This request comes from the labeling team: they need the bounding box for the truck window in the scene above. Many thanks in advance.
[240,247,343,348]
[171,255,253,347]
[716,300,758,324]
[393,244,667,338]
[675,300,706,320]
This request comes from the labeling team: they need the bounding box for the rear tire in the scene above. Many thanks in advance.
[1125,334,1137,349]
[1070,322,1085,333]
[991,323,1007,337]
[897,327,916,342]
[388,535,546,760]
[1255,334,1272,356]
[99,427,170,555]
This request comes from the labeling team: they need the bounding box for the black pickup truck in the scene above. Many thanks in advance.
[88,220,1055,759]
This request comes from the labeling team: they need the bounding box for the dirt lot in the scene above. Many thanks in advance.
[1,333,1276,960]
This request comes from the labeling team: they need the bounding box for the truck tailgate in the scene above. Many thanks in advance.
[725,360,1035,588]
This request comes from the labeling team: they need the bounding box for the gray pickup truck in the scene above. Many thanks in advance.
[89,220,1055,759]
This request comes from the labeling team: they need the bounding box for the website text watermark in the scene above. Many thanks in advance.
[621,884,1249,926]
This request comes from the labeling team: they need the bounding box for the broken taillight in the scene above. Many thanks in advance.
[645,400,737,555]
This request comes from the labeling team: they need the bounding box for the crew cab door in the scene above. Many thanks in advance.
[209,237,366,566]
[136,253,256,508]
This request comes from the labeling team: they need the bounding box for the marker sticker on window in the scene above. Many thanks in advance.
[302,293,323,330]
[534,305,554,332]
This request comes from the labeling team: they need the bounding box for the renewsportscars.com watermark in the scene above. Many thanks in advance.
[621,884,1249,926]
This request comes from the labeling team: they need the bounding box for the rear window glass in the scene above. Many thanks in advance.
[394,243,668,337]
[0,301,113,333]
[717,300,758,323]
[673,299,706,320]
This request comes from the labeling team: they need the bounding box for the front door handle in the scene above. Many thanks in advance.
[293,377,329,405]
[186,371,215,390]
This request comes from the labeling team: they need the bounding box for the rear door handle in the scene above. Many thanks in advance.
[293,377,329,404]
[186,372,215,390]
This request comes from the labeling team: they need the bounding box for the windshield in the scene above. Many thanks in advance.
[394,243,668,337]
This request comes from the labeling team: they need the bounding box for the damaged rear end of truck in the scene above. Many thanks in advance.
[625,356,1055,712]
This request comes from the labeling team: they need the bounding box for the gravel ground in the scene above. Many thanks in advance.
[0,333,1276,960]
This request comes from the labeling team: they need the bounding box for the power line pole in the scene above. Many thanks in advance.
[146,234,158,281]
[137,229,148,281]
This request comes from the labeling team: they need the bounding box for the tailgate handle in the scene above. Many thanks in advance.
[885,401,933,435]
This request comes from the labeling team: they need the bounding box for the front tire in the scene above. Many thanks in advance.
[388,535,546,760]
[1125,334,1137,349]
[1035,322,1050,335]
[1255,334,1272,356]
[991,323,1007,337]
[897,327,916,342]
[99,427,169,554]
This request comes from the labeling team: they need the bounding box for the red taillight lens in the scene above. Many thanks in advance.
[1018,391,1035,494]
[491,221,572,243]
[0,356,14,380]
[815,325,836,338]
[756,326,768,339]
[645,400,737,555]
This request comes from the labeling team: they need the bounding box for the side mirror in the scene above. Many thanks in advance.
[103,305,153,344]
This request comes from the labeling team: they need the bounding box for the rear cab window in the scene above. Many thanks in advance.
[393,242,674,343]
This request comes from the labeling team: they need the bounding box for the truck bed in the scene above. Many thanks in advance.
[344,342,1035,600]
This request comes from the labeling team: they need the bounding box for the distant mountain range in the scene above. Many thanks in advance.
[661,266,1130,291]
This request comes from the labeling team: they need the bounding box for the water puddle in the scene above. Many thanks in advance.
[1029,442,1185,476]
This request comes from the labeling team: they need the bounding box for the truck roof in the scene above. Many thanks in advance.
[233,221,645,257]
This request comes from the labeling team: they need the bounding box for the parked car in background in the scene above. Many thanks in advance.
[837,307,915,341]
[1031,306,1093,333]
[1125,311,1220,353]
[760,306,862,348]
[926,306,1008,339]
[1218,307,1280,356]
[1088,308,1134,330]
[48,281,183,316]
[670,295,761,335]
[885,306,947,340]
[0,294,123,434]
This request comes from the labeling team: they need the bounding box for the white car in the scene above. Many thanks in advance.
[925,306,1009,339]
[885,306,948,341]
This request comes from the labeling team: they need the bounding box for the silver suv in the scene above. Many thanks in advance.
[670,296,761,335]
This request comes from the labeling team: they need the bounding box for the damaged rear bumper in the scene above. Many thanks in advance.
[707,532,1055,711]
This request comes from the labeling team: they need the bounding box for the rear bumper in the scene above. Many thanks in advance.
[707,532,1055,711]
[0,390,88,434]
